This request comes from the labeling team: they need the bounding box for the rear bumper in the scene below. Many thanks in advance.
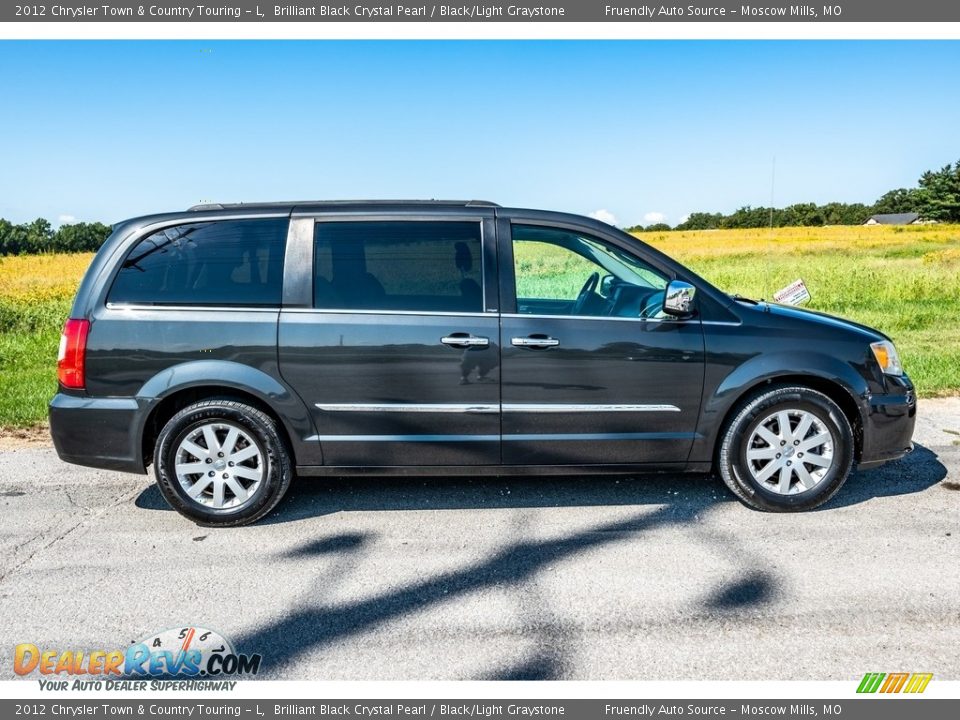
[857,377,917,469]
[49,393,148,474]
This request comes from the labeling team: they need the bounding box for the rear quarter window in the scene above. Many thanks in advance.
[107,218,288,307]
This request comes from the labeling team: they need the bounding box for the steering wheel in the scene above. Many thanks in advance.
[639,290,666,319]
[572,272,600,315]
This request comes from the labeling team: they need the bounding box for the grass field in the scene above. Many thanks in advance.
[635,224,960,397]
[1,224,958,430]
[0,253,92,429]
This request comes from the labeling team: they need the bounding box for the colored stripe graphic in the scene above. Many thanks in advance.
[857,672,932,694]
[880,673,909,693]
[904,673,933,694]
[857,673,885,693]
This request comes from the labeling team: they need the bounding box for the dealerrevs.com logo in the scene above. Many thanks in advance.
[14,626,261,689]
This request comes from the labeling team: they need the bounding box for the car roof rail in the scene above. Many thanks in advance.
[187,203,226,211]
[188,199,501,211]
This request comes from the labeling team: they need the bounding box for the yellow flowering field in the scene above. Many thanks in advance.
[2,224,959,429]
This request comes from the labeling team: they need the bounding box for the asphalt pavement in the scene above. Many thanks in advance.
[1,400,957,681]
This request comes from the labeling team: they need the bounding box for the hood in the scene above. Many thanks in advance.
[738,299,890,342]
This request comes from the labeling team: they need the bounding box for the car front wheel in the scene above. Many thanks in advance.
[718,385,855,512]
[154,398,293,526]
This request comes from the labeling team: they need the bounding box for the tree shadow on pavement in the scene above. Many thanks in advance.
[261,472,726,525]
[234,503,701,678]
[704,570,778,610]
[127,443,947,680]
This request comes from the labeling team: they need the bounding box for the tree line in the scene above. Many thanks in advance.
[628,159,960,232]
[2,160,959,254]
[0,217,111,256]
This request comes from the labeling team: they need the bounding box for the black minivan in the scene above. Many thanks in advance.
[50,201,916,526]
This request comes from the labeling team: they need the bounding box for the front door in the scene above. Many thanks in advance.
[278,215,501,467]
[498,220,705,466]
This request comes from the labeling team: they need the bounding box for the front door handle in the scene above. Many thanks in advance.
[512,335,560,349]
[441,334,489,348]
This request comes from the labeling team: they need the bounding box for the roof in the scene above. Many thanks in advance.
[864,212,920,225]
[188,199,500,212]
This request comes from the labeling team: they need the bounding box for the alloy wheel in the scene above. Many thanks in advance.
[745,409,835,495]
[174,422,264,509]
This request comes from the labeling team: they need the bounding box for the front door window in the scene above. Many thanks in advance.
[512,225,669,319]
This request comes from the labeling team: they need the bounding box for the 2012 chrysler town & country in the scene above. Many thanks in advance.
[50,201,916,525]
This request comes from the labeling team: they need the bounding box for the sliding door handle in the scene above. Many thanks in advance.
[512,336,560,349]
[441,334,489,348]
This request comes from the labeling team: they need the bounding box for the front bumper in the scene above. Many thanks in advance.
[857,375,917,469]
[49,393,148,474]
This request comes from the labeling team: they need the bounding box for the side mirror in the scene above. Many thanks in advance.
[599,274,616,297]
[663,280,697,317]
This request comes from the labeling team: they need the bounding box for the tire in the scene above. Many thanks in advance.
[717,385,855,512]
[154,398,293,527]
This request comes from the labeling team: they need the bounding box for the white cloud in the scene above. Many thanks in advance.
[643,211,666,225]
[588,209,618,226]
[58,214,77,224]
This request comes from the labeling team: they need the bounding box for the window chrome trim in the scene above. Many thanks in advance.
[502,312,698,325]
[316,403,498,414]
[284,308,496,317]
[104,306,728,323]
[105,303,280,312]
[301,213,488,223]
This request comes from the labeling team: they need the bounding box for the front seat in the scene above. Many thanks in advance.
[455,241,482,310]
[337,271,386,309]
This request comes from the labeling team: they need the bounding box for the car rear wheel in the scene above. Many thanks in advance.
[718,385,855,512]
[154,399,293,526]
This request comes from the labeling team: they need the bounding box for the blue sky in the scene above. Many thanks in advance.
[0,40,957,227]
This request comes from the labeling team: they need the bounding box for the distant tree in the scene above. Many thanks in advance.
[645,222,672,232]
[54,222,111,253]
[915,160,960,222]
[871,188,922,215]
[822,202,870,225]
[676,212,724,231]
[0,218,112,255]
[781,202,825,227]
[722,206,772,229]
[21,218,54,254]
[0,219,27,256]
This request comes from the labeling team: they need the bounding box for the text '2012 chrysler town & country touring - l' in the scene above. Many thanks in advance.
[50,201,916,526]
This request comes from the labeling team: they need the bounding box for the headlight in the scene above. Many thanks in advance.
[870,340,904,376]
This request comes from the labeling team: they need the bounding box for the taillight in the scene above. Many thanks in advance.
[57,318,90,390]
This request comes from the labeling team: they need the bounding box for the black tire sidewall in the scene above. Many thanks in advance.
[722,388,854,511]
[154,402,291,526]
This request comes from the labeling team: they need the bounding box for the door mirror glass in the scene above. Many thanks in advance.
[599,273,616,298]
[663,280,697,317]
